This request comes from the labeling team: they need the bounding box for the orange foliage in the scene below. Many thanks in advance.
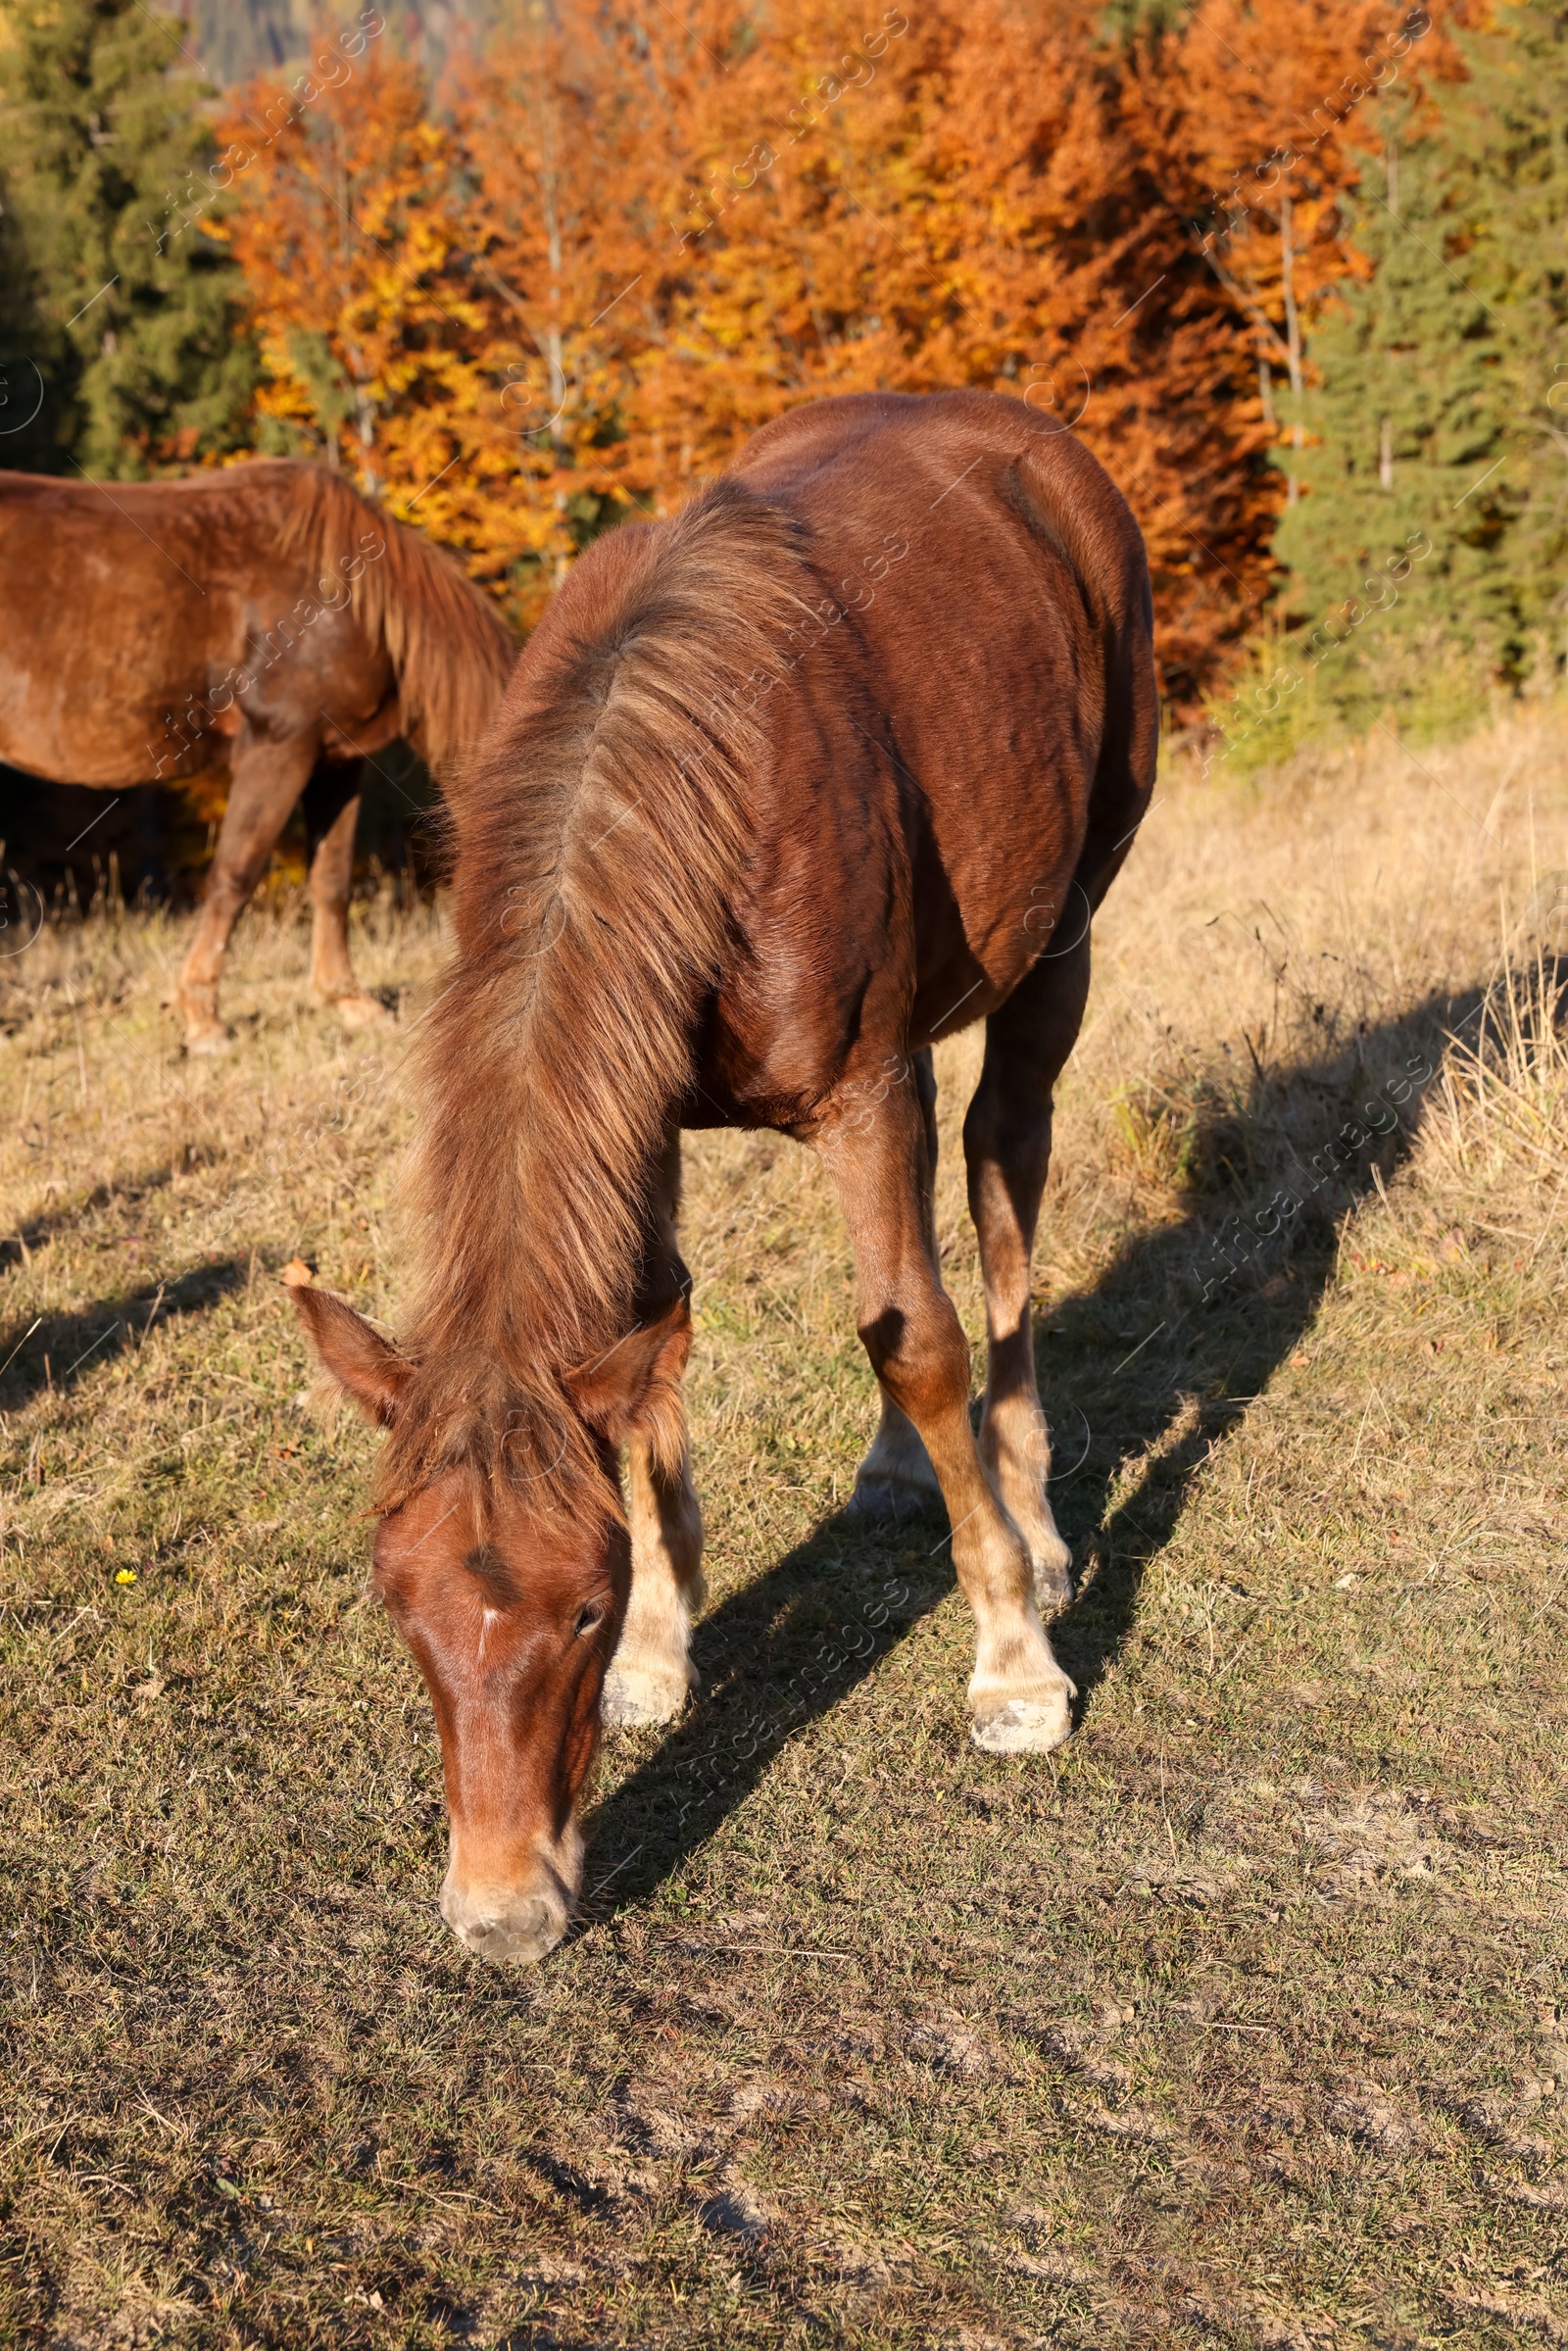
[209,24,511,562]
[219,0,1458,703]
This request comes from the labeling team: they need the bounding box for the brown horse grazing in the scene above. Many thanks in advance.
[0,461,514,1050]
[286,387,1158,1965]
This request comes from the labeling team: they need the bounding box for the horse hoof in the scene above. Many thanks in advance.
[335,993,392,1032]
[603,1664,690,1730]
[847,1472,940,1520]
[969,1691,1073,1754]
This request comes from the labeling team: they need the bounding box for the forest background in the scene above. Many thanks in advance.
[1,0,1566,875]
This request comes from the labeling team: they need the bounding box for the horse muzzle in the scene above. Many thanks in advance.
[438,1829,581,1965]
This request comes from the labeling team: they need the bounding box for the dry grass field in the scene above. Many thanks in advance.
[2,714,1567,2350]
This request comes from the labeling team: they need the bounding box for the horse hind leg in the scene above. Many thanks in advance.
[851,1391,943,1515]
[822,1069,1073,1754]
[962,938,1094,1612]
[304,758,389,1032]
[175,733,318,1053]
[848,1048,943,1519]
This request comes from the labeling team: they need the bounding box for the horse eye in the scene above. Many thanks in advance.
[574,1602,603,1639]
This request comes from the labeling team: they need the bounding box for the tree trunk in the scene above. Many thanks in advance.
[1280,194,1303,508]
[540,131,570,588]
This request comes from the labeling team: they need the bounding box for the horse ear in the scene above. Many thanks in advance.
[565,1295,692,1470]
[282,1260,410,1427]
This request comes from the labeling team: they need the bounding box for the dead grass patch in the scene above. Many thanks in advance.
[2,713,1568,2344]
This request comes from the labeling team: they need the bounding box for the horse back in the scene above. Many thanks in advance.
[0,461,510,789]
[716,391,1157,1103]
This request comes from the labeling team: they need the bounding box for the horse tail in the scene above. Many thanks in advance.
[277,467,517,780]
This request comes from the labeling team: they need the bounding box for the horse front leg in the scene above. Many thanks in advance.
[303,758,388,1032]
[819,1078,1075,1754]
[176,733,318,1053]
[604,1131,706,1728]
[603,1435,706,1728]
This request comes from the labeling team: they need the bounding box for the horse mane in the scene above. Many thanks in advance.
[274,465,515,777]
[379,478,813,1518]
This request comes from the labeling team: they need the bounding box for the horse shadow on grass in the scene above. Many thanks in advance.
[583,984,1479,1919]
[0,1164,179,1269]
[0,1254,252,1411]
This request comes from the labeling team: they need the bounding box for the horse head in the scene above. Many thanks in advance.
[282,1263,691,1962]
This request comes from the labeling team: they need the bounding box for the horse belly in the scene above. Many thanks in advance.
[1,629,216,785]
[700,584,1093,1112]
[700,710,907,1125]
[0,500,243,784]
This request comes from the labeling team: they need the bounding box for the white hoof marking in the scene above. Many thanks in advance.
[603,1664,690,1730]
[970,1692,1074,1754]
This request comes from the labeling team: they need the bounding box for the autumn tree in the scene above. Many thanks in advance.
[213,13,518,568]
[457,1,677,612]
[219,0,1479,702]
[459,0,1287,690]
[454,0,1446,699]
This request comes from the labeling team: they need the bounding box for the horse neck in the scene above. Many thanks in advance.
[385,1099,672,1518]
[401,480,808,1451]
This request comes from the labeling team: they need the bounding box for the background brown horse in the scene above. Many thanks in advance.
[0,462,515,1049]
[288,386,1158,1964]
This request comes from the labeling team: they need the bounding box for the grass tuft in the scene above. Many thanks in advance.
[1424,943,1568,1193]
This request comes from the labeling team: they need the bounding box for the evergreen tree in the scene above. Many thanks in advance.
[1274,2,1568,733]
[1460,1,1568,688]
[0,0,256,476]
[0,141,60,473]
